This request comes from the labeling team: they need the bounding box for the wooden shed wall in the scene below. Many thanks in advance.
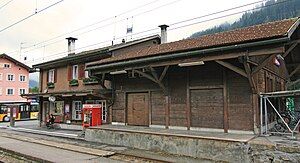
[111,62,255,131]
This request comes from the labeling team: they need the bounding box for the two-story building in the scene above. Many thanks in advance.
[32,36,161,126]
[0,54,30,121]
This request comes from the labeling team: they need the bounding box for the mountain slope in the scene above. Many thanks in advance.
[190,0,300,38]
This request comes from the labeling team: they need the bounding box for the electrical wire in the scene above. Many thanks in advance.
[0,0,64,33]
[24,0,294,64]
[20,0,183,54]
[0,0,13,10]
[14,0,164,53]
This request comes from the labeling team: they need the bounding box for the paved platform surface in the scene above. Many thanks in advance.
[0,136,120,163]
[91,125,256,142]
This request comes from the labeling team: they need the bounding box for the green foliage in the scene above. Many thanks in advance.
[47,82,55,88]
[83,77,99,84]
[69,79,79,86]
[29,87,39,93]
[190,0,300,38]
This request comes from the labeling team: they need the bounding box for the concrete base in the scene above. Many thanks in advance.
[85,126,253,162]
[59,124,83,131]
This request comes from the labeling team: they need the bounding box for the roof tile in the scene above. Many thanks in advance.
[92,17,298,65]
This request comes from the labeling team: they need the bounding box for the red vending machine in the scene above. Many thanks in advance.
[82,104,102,128]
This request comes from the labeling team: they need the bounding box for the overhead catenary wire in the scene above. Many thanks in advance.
[0,0,64,33]
[0,0,13,10]
[20,0,183,54]
[24,0,294,65]
[13,0,164,53]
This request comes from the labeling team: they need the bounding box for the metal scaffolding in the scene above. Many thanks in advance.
[260,90,300,139]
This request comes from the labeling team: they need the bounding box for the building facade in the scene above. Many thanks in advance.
[86,18,300,134]
[0,54,30,103]
[32,36,161,125]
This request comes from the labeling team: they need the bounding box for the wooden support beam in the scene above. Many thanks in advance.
[149,67,159,81]
[223,70,228,133]
[216,60,247,78]
[251,54,276,75]
[186,69,191,130]
[159,66,169,82]
[283,42,298,57]
[134,69,167,94]
[243,60,257,93]
[289,65,300,78]
[134,69,157,83]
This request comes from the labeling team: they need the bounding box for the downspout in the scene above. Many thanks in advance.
[87,37,290,71]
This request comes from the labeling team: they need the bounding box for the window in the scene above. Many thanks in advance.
[6,88,14,95]
[19,88,26,95]
[0,73,2,80]
[96,100,107,123]
[72,101,82,120]
[4,63,11,68]
[48,69,55,83]
[85,70,89,78]
[7,74,14,81]
[19,75,26,82]
[72,65,78,79]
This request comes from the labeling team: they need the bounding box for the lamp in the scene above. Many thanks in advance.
[178,61,204,67]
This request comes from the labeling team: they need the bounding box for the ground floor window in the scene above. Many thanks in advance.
[72,101,82,120]
[96,100,107,123]
[54,101,64,115]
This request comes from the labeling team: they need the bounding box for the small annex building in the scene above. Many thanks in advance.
[86,18,300,134]
[30,35,161,126]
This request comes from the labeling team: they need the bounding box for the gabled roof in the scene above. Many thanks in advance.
[87,17,299,68]
[0,54,31,70]
[33,35,160,69]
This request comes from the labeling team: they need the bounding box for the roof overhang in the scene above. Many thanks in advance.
[33,49,110,69]
[22,89,112,98]
[87,37,289,74]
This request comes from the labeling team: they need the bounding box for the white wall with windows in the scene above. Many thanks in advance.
[7,74,14,81]
[6,88,14,95]
[19,75,26,82]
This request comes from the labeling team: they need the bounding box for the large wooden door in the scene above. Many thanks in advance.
[190,88,224,129]
[127,93,149,126]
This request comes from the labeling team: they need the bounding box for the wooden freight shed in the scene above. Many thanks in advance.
[86,18,300,134]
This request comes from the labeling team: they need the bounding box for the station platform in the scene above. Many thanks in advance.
[85,125,300,162]
[85,125,256,162]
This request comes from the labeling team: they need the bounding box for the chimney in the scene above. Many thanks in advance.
[66,37,78,55]
[158,24,169,44]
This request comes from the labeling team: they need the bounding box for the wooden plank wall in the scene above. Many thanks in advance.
[111,62,256,131]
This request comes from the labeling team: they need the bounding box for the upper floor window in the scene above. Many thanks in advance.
[6,88,14,95]
[19,88,26,95]
[19,75,26,82]
[72,65,78,79]
[7,74,14,81]
[4,63,11,68]
[48,69,55,83]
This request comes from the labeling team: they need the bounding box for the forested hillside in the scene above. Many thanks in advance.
[190,0,300,38]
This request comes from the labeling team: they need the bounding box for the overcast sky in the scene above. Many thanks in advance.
[0,0,258,67]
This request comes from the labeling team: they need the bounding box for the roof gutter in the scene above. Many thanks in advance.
[87,37,290,72]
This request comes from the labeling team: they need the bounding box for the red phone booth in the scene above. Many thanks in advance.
[82,104,102,128]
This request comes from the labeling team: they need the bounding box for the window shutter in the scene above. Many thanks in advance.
[54,69,57,83]
[68,66,72,81]
[47,70,49,82]
[78,64,85,79]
